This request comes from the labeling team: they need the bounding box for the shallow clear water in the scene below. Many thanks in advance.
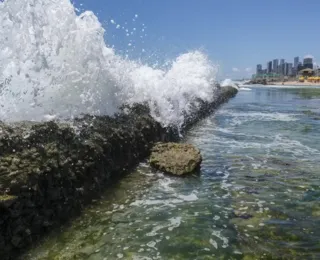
[24,86,320,260]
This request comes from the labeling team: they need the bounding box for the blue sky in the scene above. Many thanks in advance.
[73,0,320,79]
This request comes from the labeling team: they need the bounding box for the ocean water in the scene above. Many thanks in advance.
[23,86,320,260]
[0,0,218,127]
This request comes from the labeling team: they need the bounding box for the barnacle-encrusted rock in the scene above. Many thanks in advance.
[150,142,202,176]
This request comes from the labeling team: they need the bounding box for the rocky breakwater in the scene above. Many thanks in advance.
[246,79,267,85]
[181,85,238,132]
[0,85,237,259]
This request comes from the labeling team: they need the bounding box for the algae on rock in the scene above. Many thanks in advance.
[150,142,202,176]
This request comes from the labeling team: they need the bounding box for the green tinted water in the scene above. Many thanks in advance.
[24,86,320,260]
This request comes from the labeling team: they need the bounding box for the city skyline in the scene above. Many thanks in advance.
[254,54,316,78]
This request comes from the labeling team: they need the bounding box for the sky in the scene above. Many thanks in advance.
[72,0,320,79]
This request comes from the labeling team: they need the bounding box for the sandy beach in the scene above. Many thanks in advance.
[270,81,320,86]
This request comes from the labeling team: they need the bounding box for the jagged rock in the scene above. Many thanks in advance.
[150,142,202,176]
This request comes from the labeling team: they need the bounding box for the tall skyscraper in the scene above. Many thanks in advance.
[294,57,299,69]
[303,56,313,69]
[267,61,272,73]
[288,63,293,76]
[256,64,262,75]
[273,59,279,73]
[284,63,289,76]
[280,59,285,75]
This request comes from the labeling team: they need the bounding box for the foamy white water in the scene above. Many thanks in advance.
[0,0,218,126]
[221,79,238,89]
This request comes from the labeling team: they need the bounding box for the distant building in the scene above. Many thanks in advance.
[256,64,262,75]
[298,62,304,72]
[273,59,279,73]
[314,68,320,76]
[254,56,312,77]
[292,67,297,76]
[303,57,313,69]
[279,64,285,75]
[279,59,285,75]
[299,68,313,77]
[284,63,289,76]
[294,57,299,69]
[267,61,272,73]
[288,63,293,76]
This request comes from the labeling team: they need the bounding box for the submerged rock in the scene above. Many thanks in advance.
[150,142,202,176]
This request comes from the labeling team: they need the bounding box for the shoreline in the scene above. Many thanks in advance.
[245,81,320,87]
[270,81,320,86]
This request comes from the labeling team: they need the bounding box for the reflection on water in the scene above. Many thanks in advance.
[24,87,320,259]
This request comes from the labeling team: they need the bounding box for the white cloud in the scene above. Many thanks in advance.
[232,67,239,72]
[245,67,252,72]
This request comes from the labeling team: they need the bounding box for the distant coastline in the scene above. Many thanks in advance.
[245,79,320,87]
[270,81,320,86]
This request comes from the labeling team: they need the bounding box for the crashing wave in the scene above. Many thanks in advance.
[0,0,218,127]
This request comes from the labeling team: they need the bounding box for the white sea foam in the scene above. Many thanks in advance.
[208,133,320,158]
[209,239,218,249]
[178,193,198,202]
[157,177,176,192]
[223,111,298,125]
[0,0,218,127]
[168,217,182,231]
[145,216,182,238]
[221,79,239,89]
[130,198,183,207]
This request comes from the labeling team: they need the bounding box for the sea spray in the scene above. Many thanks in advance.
[0,0,218,127]
[221,79,239,89]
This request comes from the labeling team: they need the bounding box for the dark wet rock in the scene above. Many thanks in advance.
[243,187,259,194]
[0,86,238,259]
[150,142,202,176]
[111,212,130,223]
[244,175,266,182]
[268,158,291,167]
[233,210,253,219]
[302,110,320,120]
[181,86,238,132]
[0,195,18,208]
[246,79,267,85]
